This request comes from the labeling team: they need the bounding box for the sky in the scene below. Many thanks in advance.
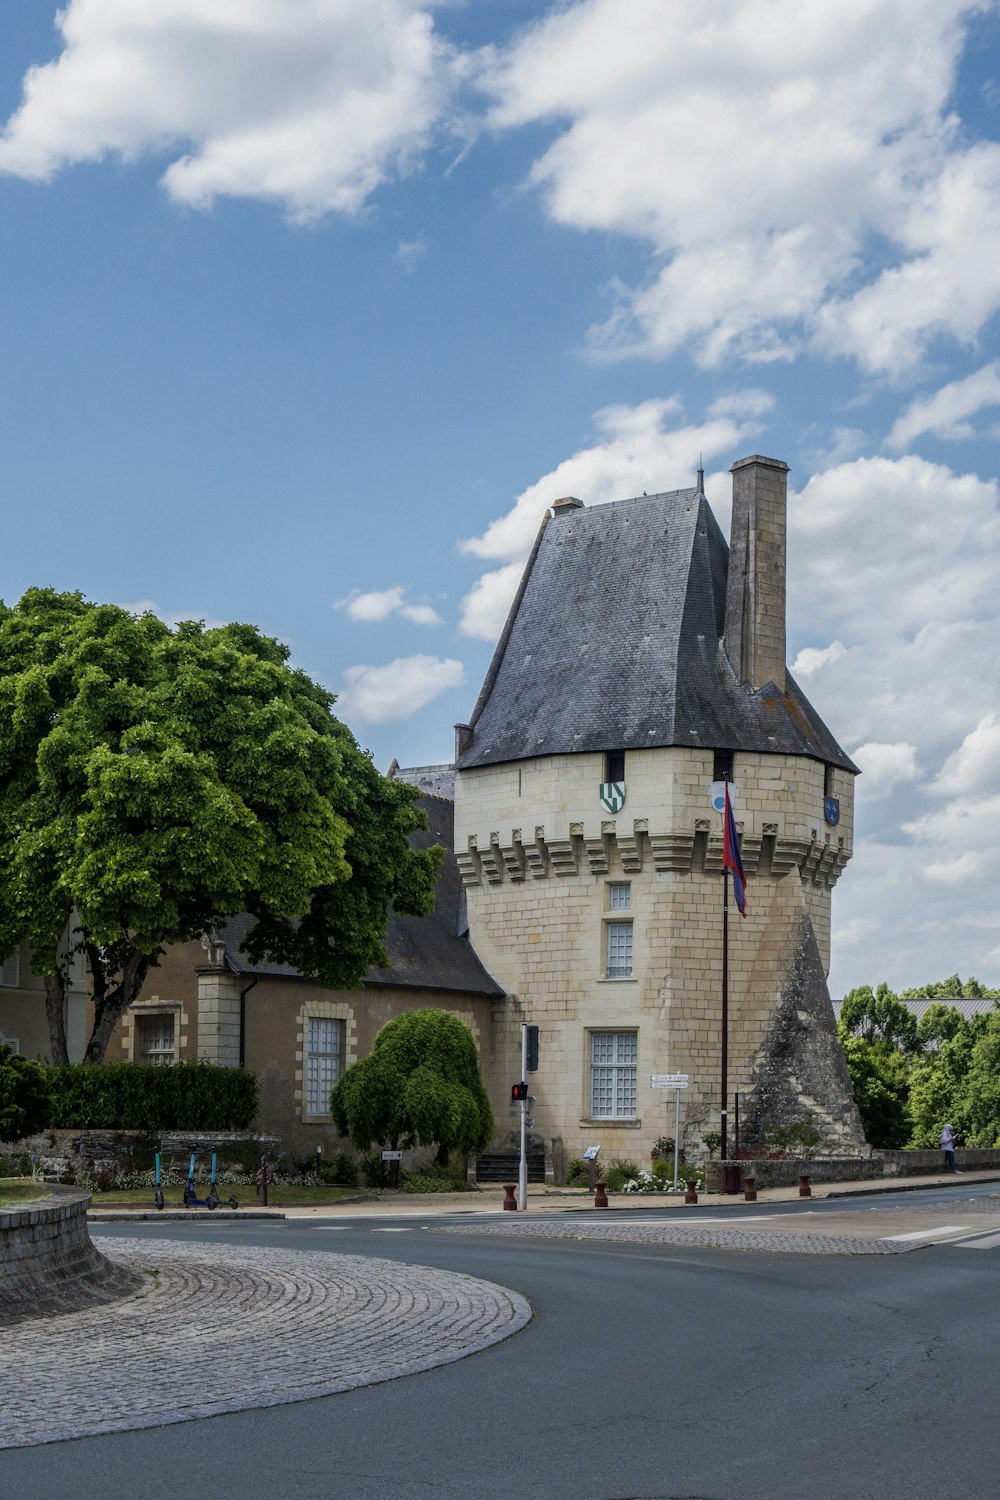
[0,0,998,997]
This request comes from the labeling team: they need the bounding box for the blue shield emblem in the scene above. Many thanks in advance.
[824,797,840,826]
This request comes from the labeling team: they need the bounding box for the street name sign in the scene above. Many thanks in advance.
[380,1150,403,1161]
[650,1074,689,1088]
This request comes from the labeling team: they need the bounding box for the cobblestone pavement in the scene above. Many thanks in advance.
[435,1218,913,1254]
[869,1190,1000,1214]
[0,1239,531,1451]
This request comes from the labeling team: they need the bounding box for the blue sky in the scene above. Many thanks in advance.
[1,1,999,995]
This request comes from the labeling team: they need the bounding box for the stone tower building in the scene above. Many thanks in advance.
[453,455,866,1169]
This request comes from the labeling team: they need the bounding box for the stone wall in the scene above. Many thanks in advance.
[2,1130,279,1185]
[0,1186,142,1325]
[705,1157,882,1191]
[455,742,861,1162]
[879,1148,1000,1176]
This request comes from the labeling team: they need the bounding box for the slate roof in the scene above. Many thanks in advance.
[215,795,502,997]
[456,487,857,774]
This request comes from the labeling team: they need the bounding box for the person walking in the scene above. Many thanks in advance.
[940,1122,962,1174]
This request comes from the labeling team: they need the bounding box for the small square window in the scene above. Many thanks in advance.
[606,920,633,978]
[136,1012,175,1065]
[713,749,734,782]
[608,882,631,911]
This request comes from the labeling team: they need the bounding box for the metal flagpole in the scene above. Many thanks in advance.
[721,866,729,1164]
[518,1022,528,1211]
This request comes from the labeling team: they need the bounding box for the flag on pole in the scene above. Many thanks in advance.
[722,782,747,916]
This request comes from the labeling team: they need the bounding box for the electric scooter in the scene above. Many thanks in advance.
[182,1152,239,1210]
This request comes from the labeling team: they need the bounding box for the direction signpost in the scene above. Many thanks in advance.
[650,1074,689,1190]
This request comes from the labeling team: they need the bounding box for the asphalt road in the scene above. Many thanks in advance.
[3,1188,999,1500]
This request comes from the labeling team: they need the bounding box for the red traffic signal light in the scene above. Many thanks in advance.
[511,1081,528,1101]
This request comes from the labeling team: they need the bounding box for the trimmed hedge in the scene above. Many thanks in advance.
[0,1043,51,1138]
[45,1062,258,1131]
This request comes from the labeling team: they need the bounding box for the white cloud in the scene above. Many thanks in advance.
[457,393,771,638]
[395,234,430,270]
[886,364,1000,450]
[851,742,921,799]
[458,562,523,642]
[481,0,997,374]
[789,455,1000,641]
[335,587,442,625]
[783,451,1000,992]
[792,641,846,677]
[929,715,1000,798]
[458,393,773,639]
[0,0,456,222]
[336,654,464,725]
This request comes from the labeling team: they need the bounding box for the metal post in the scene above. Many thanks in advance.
[518,1023,528,1211]
[721,869,729,1163]
[734,1091,740,1163]
[673,1087,681,1192]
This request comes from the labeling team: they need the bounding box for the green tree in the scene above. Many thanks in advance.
[330,1010,494,1166]
[957,1012,1000,1147]
[900,975,1000,1001]
[0,1044,50,1139]
[0,589,441,1065]
[839,1035,912,1148]
[839,983,921,1053]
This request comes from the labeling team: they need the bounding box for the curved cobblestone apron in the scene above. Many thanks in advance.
[0,1188,142,1326]
[0,1239,531,1450]
[436,1219,912,1255]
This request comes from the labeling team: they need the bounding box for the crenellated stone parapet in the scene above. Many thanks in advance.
[455,819,851,891]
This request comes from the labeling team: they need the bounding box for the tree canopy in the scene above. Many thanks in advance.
[0,1043,50,1139]
[0,589,442,1064]
[330,1009,494,1165]
[837,977,1000,1148]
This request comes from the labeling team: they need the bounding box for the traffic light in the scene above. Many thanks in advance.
[511,1081,528,1101]
[525,1024,539,1072]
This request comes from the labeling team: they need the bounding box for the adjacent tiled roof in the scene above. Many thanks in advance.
[834,997,999,1025]
[216,796,503,997]
[387,762,455,800]
[456,488,857,774]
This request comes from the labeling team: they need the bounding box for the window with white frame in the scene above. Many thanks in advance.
[608,882,631,911]
[606,920,633,978]
[135,1011,175,1065]
[590,1031,637,1118]
[1,951,20,987]
[305,1017,344,1117]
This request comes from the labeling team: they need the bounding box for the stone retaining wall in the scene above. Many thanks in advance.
[706,1149,1000,1190]
[878,1147,1000,1175]
[1,1130,279,1186]
[0,1186,142,1325]
[705,1157,881,1191]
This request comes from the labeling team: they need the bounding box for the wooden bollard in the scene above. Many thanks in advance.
[743,1176,757,1202]
[594,1179,609,1208]
[684,1178,699,1205]
[502,1182,518,1211]
[798,1173,811,1197]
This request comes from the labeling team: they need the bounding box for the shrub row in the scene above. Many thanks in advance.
[44,1061,258,1131]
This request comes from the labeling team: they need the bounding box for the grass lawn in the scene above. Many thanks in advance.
[0,1181,47,1209]
[85,1183,370,1209]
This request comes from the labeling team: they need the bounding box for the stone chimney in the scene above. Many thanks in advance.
[723,454,789,692]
